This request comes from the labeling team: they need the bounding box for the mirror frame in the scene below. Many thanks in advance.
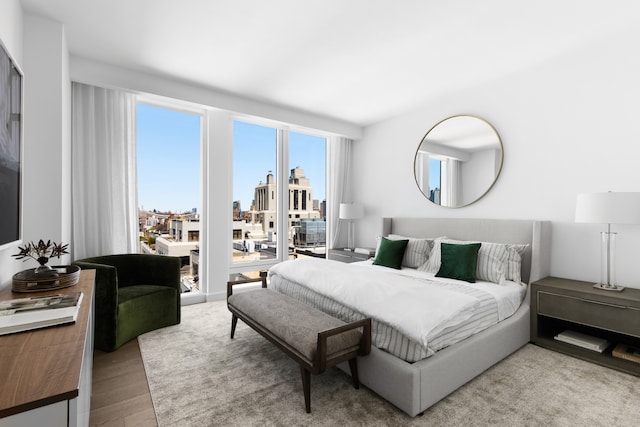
[414,115,503,208]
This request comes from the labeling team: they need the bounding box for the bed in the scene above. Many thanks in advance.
[269,218,551,416]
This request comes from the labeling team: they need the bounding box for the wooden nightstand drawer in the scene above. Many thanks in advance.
[538,291,640,338]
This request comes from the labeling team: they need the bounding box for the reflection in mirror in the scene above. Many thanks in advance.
[414,115,503,208]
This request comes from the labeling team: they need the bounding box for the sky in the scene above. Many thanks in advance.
[137,104,326,213]
[429,158,441,192]
[137,103,201,213]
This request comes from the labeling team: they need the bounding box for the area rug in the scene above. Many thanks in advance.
[139,300,640,426]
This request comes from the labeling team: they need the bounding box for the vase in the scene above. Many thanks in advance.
[34,256,58,277]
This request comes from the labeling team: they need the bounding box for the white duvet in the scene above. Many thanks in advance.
[269,258,483,348]
[381,261,526,322]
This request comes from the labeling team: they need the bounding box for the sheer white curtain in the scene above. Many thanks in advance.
[71,83,138,259]
[415,151,430,195]
[327,136,352,249]
[441,158,461,207]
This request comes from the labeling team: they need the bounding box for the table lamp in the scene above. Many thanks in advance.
[339,203,364,251]
[575,192,640,291]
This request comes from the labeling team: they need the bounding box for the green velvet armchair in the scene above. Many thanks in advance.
[73,254,181,352]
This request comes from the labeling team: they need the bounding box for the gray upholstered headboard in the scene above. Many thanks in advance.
[381,218,551,284]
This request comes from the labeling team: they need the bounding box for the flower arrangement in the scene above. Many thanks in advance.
[12,240,70,273]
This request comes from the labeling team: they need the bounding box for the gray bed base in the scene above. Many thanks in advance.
[335,218,551,417]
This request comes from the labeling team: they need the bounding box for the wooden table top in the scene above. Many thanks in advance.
[0,269,95,418]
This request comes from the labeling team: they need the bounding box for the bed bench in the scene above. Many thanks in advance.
[227,277,372,413]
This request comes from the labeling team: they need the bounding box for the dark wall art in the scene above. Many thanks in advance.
[0,39,22,248]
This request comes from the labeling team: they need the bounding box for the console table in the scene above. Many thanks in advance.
[531,276,640,376]
[0,269,95,427]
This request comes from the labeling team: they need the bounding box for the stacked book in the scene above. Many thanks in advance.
[612,344,640,364]
[0,292,83,335]
[554,330,610,353]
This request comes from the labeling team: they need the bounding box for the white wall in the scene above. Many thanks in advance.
[352,23,640,288]
[23,14,71,258]
[461,149,498,204]
[0,8,71,291]
[0,0,22,63]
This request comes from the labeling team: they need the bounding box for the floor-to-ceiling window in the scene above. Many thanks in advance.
[289,131,326,257]
[137,101,203,294]
[231,121,327,280]
[231,121,278,274]
[429,158,442,204]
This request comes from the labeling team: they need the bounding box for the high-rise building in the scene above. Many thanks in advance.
[295,218,326,247]
[248,167,321,240]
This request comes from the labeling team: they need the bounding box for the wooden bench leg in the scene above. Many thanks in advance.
[348,358,360,389]
[300,366,311,413]
[230,314,238,339]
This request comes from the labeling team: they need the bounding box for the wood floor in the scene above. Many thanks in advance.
[90,339,157,427]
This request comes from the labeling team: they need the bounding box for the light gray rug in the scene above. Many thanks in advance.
[139,300,640,426]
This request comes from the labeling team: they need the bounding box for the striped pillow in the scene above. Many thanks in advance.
[422,238,508,284]
[505,244,528,284]
[387,234,433,269]
[476,242,508,284]
[421,237,459,273]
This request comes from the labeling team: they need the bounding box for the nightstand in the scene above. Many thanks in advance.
[327,248,374,263]
[531,277,640,376]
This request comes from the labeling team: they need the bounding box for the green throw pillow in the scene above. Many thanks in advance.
[435,242,482,283]
[373,237,409,269]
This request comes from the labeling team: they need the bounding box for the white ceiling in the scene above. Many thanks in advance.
[19,0,640,127]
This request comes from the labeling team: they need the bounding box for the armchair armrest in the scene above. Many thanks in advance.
[72,261,119,351]
[72,261,119,312]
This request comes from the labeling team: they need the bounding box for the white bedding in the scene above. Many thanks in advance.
[368,260,526,322]
[269,258,525,348]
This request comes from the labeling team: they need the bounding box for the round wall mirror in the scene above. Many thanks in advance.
[414,115,503,208]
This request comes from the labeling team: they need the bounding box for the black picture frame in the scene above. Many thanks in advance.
[0,37,23,249]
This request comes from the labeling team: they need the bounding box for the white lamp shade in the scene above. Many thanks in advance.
[575,192,640,224]
[339,203,364,220]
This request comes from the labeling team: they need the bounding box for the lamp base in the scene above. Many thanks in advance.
[593,283,625,292]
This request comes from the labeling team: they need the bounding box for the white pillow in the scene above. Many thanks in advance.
[387,234,433,269]
[422,237,508,285]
